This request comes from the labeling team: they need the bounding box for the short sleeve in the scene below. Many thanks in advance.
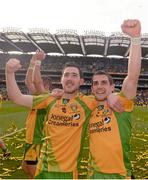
[80,94,98,111]
[118,93,134,112]
[33,93,50,109]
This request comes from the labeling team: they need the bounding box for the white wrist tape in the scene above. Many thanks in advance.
[29,63,35,70]
[131,36,141,45]
[36,60,41,66]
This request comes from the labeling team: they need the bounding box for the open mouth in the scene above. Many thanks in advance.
[96,90,106,94]
[66,81,74,87]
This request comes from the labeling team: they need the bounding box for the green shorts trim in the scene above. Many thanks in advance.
[23,143,41,161]
[35,171,73,179]
[89,170,125,179]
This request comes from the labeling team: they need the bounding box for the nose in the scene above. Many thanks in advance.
[67,74,76,80]
[96,84,105,90]
[95,82,101,88]
[66,75,72,80]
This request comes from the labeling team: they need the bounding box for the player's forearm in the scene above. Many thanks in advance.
[25,69,33,84]
[25,68,36,94]
[6,72,22,102]
[6,72,33,107]
[122,38,141,99]
[34,61,42,83]
[128,39,141,83]
[34,62,45,92]
[25,59,36,85]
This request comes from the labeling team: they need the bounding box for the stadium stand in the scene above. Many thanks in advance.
[0,29,148,105]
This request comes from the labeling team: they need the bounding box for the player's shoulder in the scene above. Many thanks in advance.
[118,92,134,103]
[76,93,97,109]
[117,92,134,111]
[33,93,56,108]
[79,93,96,100]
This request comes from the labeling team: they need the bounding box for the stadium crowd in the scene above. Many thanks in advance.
[0,53,148,73]
[0,82,147,106]
[0,54,148,106]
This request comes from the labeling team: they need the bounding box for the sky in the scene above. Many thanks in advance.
[0,0,147,35]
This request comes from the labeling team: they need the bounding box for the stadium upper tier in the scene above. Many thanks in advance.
[0,54,148,74]
[0,55,148,91]
[0,29,148,57]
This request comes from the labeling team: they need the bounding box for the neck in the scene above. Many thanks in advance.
[97,99,108,105]
[63,91,78,99]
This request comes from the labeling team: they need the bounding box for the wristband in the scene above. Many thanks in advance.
[131,36,141,45]
[28,63,35,70]
[36,60,41,66]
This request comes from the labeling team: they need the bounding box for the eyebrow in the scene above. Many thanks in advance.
[93,80,108,83]
[64,72,79,75]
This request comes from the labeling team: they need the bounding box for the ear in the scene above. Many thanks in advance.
[91,86,94,94]
[80,78,84,86]
[111,84,115,93]
[60,76,63,84]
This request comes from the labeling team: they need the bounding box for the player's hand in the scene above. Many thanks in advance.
[107,93,124,113]
[121,19,141,38]
[30,50,46,64]
[35,49,46,61]
[51,88,64,98]
[6,58,22,73]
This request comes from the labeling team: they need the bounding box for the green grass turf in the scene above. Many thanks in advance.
[130,106,148,179]
[0,101,29,136]
[0,101,147,179]
[0,101,29,179]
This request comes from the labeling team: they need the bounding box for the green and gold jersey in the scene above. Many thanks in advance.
[24,93,49,161]
[89,93,134,178]
[25,108,47,144]
[32,93,98,177]
[25,92,49,144]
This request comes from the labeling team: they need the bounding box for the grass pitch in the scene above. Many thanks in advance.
[0,101,147,179]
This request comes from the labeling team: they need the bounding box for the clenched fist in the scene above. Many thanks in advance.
[30,50,46,65]
[33,49,46,61]
[35,50,46,61]
[6,58,22,73]
[121,19,141,38]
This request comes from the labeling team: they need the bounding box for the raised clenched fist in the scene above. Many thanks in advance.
[35,50,46,61]
[30,50,46,65]
[6,58,22,73]
[121,19,141,38]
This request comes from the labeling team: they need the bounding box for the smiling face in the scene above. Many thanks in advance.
[92,74,114,101]
[61,66,84,95]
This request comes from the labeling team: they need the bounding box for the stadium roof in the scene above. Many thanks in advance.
[0,28,148,58]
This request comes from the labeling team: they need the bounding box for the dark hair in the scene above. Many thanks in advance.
[42,76,52,90]
[42,76,52,82]
[62,61,83,78]
[92,70,114,85]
